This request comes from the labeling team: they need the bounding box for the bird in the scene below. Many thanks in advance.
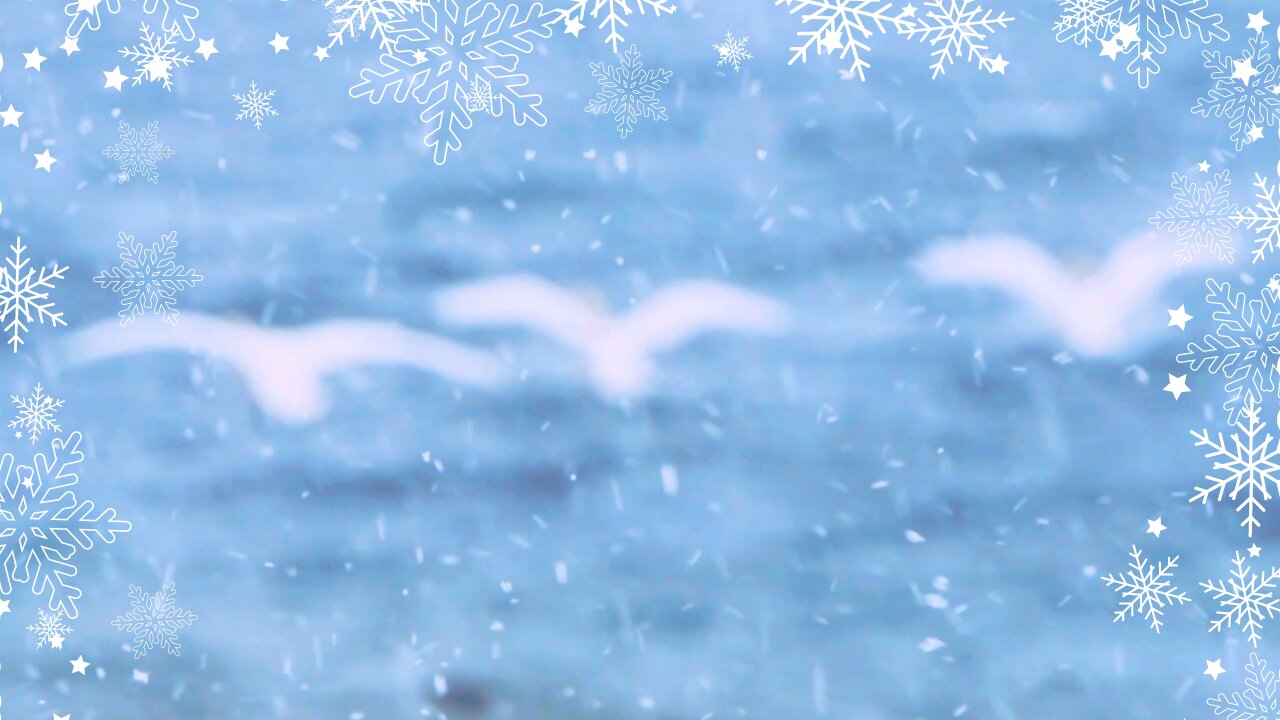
[47,313,510,423]
[914,233,1226,357]
[433,275,791,399]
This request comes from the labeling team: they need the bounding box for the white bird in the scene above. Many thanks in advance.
[433,275,791,398]
[48,313,509,423]
[914,233,1226,357]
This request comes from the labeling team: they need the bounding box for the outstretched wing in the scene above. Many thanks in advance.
[618,281,790,355]
[914,235,1075,318]
[295,320,509,389]
[48,313,258,372]
[433,275,605,350]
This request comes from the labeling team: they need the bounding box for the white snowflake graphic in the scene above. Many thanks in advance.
[1202,549,1280,647]
[899,0,1014,78]
[553,0,676,52]
[586,44,671,139]
[93,231,203,327]
[319,0,427,53]
[1149,170,1241,265]
[713,31,752,71]
[1241,172,1280,264]
[233,81,278,130]
[102,120,174,184]
[1193,29,1280,152]
[9,385,63,445]
[1101,544,1190,633]
[26,608,72,650]
[775,0,916,80]
[1052,0,1229,89]
[1179,279,1280,427]
[0,237,67,353]
[120,23,193,91]
[1191,397,1280,538]
[349,0,554,165]
[111,582,198,658]
[0,432,132,619]
[1208,652,1280,718]
[465,76,496,115]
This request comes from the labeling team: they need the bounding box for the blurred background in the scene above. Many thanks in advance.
[0,0,1273,717]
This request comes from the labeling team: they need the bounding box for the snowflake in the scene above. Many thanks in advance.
[1053,0,1229,89]
[93,231,203,327]
[26,608,72,650]
[553,0,675,53]
[775,0,916,81]
[1179,279,1280,427]
[1101,544,1190,633]
[465,76,495,115]
[319,0,428,52]
[119,23,193,91]
[111,582,198,658]
[1193,29,1280,152]
[349,0,554,165]
[102,120,174,184]
[64,0,200,43]
[1149,170,1241,265]
[585,44,671,139]
[9,385,63,445]
[1191,398,1280,538]
[1208,652,1280,718]
[1241,173,1280,264]
[1202,549,1280,647]
[0,432,131,619]
[0,237,67,353]
[233,81,278,129]
[899,0,1014,78]
[713,31,752,71]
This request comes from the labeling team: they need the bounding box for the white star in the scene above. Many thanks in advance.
[103,66,127,91]
[1099,38,1123,60]
[1249,544,1263,557]
[59,36,80,56]
[1234,57,1260,86]
[24,48,47,71]
[1249,125,1265,142]
[269,33,290,53]
[986,54,1009,75]
[1114,22,1140,48]
[54,714,70,720]
[195,38,218,61]
[1168,305,1193,330]
[74,0,101,11]
[314,46,330,61]
[70,655,90,675]
[1164,373,1190,400]
[901,3,918,17]
[1270,276,1280,294]
[563,17,584,36]
[1205,658,1226,681]
[33,149,57,172]
[820,29,843,53]
[1198,160,1211,172]
[50,633,65,649]
[0,598,9,617]
[143,56,173,82]
[0,105,23,128]
[1248,11,1270,34]
[1146,517,1167,538]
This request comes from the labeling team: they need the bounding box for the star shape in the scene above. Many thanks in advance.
[1206,658,1226,681]
[1234,57,1260,86]
[564,17,585,36]
[1146,517,1167,538]
[70,656,89,675]
[1114,22,1140,48]
[1164,373,1190,400]
[1167,305,1192,330]
[1248,11,1270,34]
[313,46,329,61]
[1249,125,1265,142]
[901,2,918,17]
[195,38,218,61]
[50,633,65,650]
[269,33,290,53]
[0,598,9,617]
[143,57,173,82]
[820,29,843,54]
[0,105,23,128]
[74,0,101,10]
[59,36,80,56]
[1099,38,1123,60]
[1198,160,1212,172]
[987,54,1009,75]
[103,66,127,91]
[1249,544,1263,557]
[34,149,57,172]
[54,715,70,720]
[1270,275,1280,294]
[24,48,47,71]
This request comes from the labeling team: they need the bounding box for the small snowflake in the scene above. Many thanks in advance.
[1179,279,1280,426]
[320,0,428,52]
[1193,29,1280,151]
[553,0,676,52]
[26,608,72,650]
[102,120,174,184]
[713,31,752,71]
[1208,652,1280,718]
[120,23,193,91]
[1202,549,1280,647]
[9,384,63,444]
[112,582,198,658]
[900,0,1014,78]
[233,81,278,129]
[1101,544,1190,633]
[775,0,916,80]
[1241,172,1280,263]
[1149,170,1242,265]
[0,237,67,353]
[465,76,496,115]
[586,44,671,139]
[93,231,203,327]
[1052,0,1119,47]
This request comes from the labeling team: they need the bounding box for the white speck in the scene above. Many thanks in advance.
[905,529,925,543]
[554,561,568,584]
[660,464,679,495]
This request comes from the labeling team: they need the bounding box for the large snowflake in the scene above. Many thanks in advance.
[0,432,131,619]
[1149,170,1241,265]
[102,120,174,184]
[93,231,203,327]
[585,44,671,139]
[552,0,675,52]
[65,0,205,88]
[1053,0,1229,89]
[112,582,198,658]
[120,22,193,91]
[1191,397,1280,538]
[1242,172,1280,264]
[1202,549,1280,647]
[319,0,427,52]
[0,237,68,353]
[899,0,1014,78]
[1193,29,1280,152]
[1179,279,1280,427]
[349,0,554,165]
[1208,652,1280,718]
[1101,544,1190,633]
[9,385,63,445]
[27,608,72,650]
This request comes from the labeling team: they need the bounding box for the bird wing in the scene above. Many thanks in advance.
[50,313,258,371]
[1091,232,1226,310]
[433,275,605,350]
[617,281,791,354]
[293,320,509,388]
[914,236,1075,318]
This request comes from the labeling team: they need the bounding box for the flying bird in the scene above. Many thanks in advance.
[48,313,509,423]
[914,234,1226,357]
[433,275,791,398]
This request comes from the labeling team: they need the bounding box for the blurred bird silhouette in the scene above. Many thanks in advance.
[434,275,791,398]
[915,234,1226,357]
[48,313,509,423]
